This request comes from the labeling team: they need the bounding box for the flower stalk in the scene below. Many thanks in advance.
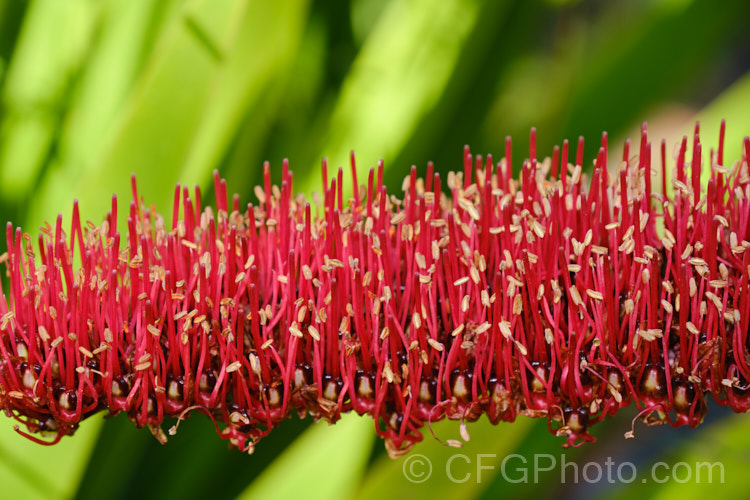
[1,122,749,455]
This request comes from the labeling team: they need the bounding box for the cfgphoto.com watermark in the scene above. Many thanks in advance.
[401,453,725,485]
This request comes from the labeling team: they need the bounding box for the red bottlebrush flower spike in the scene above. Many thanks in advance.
[1,123,750,455]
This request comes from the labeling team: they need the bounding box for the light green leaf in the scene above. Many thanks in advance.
[0,416,102,500]
[301,0,482,195]
[687,69,750,166]
[648,415,748,499]
[237,413,375,500]
[0,0,99,200]
[57,0,182,182]
[25,0,308,234]
[178,0,310,185]
[357,416,534,500]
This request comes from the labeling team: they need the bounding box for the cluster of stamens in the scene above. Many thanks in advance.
[1,122,749,455]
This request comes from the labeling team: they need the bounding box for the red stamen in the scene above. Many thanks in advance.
[0,124,748,456]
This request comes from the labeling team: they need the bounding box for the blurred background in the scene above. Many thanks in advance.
[1,0,750,498]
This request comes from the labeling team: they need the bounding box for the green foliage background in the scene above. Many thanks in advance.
[1,0,749,498]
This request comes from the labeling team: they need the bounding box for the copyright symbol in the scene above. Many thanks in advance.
[403,454,432,483]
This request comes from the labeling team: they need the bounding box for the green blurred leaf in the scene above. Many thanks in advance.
[57,0,182,187]
[0,0,99,200]
[648,415,750,499]
[238,413,375,500]
[686,69,750,165]
[557,0,750,158]
[24,0,308,234]
[178,0,310,186]
[0,416,101,500]
[357,416,534,500]
[604,413,750,500]
[300,0,483,195]
[75,410,312,500]
[220,6,327,192]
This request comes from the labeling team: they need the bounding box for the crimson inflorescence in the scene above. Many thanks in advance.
[1,123,750,455]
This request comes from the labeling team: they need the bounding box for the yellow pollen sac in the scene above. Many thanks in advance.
[22,368,36,390]
[567,412,585,433]
[323,380,339,400]
[452,374,469,400]
[294,368,306,388]
[58,392,73,411]
[358,376,373,399]
[267,387,281,407]
[111,380,125,398]
[673,385,689,410]
[167,380,182,401]
[419,380,432,402]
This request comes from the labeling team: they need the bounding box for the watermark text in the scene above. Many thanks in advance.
[401,453,724,484]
